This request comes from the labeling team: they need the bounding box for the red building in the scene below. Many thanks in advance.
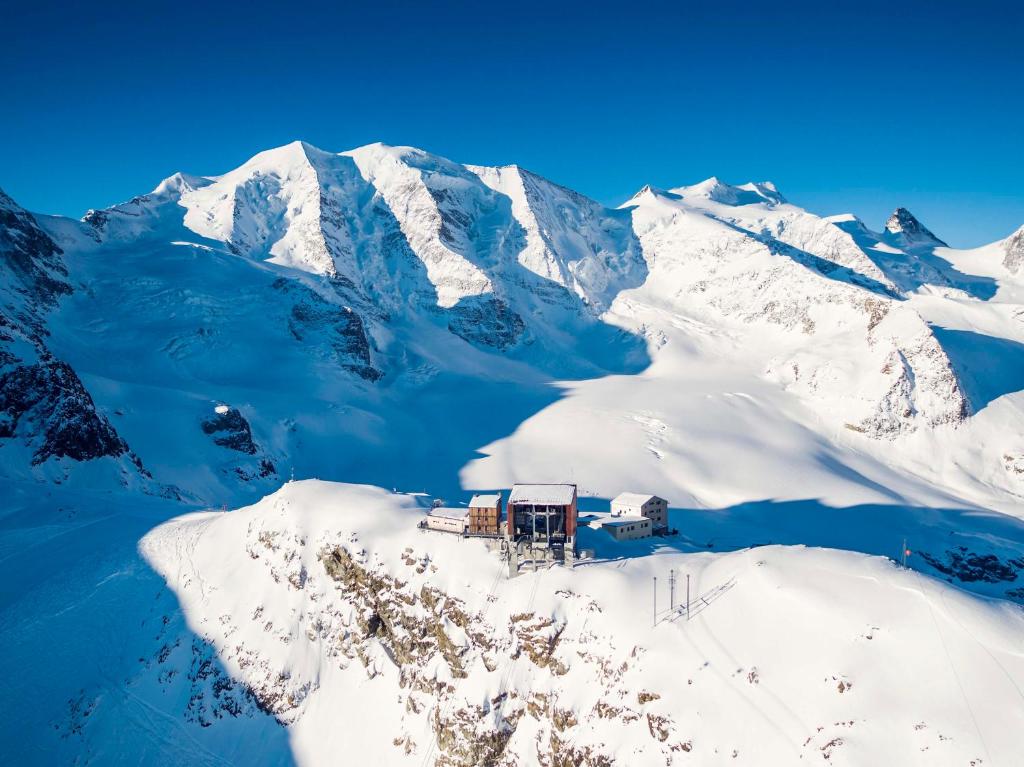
[507,484,577,557]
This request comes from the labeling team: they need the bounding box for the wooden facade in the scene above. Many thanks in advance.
[468,493,502,535]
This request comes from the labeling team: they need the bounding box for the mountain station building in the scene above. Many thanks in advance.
[507,483,578,559]
[468,493,502,535]
[425,507,469,535]
[602,515,653,541]
[610,492,669,531]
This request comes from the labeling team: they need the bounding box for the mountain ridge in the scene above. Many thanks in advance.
[2,140,1023,508]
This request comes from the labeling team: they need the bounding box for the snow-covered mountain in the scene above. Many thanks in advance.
[3,142,1024,766]
[0,188,150,485]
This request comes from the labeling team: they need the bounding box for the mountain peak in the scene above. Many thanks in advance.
[627,184,663,201]
[670,177,785,206]
[151,171,211,198]
[0,185,18,211]
[884,207,947,247]
[1003,224,1024,274]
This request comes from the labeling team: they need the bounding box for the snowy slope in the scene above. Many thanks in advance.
[2,143,1024,766]
[10,481,1022,766]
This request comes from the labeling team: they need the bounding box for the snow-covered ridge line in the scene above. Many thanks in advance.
[4,139,1024,504]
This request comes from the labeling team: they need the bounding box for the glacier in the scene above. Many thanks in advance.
[2,141,1024,765]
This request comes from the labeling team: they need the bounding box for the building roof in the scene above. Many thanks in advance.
[611,492,663,507]
[508,484,576,505]
[468,493,501,508]
[602,515,649,527]
[427,507,469,520]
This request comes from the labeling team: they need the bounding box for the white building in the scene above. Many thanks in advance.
[610,492,668,530]
[425,507,469,534]
[602,515,652,541]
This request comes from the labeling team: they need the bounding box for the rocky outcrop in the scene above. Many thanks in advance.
[1,189,141,471]
[1003,226,1024,274]
[446,295,525,350]
[318,544,493,678]
[884,207,947,247]
[273,278,382,381]
[918,546,1024,584]
[854,327,969,438]
[141,526,685,767]
[0,360,130,465]
[0,187,71,316]
[201,407,258,454]
[200,405,277,482]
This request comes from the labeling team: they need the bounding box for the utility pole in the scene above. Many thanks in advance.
[669,569,676,611]
[686,573,691,622]
[653,576,657,628]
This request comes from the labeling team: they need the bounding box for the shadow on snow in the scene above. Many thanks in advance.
[0,489,297,766]
[575,496,1024,603]
[833,219,999,301]
[930,326,1024,413]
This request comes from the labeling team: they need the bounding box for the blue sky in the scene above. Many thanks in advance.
[2,0,1022,247]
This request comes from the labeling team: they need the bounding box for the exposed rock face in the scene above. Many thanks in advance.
[200,406,278,482]
[919,546,1024,584]
[447,295,525,350]
[129,503,708,767]
[0,188,71,311]
[272,278,382,381]
[0,187,71,367]
[1003,226,1024,274]
[201,407,258,454]
[0,188,138,471]
[884,207,947,247]
[470,164,648,314]
[313,542,681,767]
[0,360,129,465]
[860,327,970,437]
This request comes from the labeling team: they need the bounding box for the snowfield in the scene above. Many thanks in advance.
[2,140,1024,765]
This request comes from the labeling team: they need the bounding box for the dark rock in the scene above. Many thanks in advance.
[884,207,947,247]
[447,295,525,350]
[919,546,1024,583]
[273,278,382,381]
[232,458,277,482]
[0,188,145,480]
[201,408,258,455]
[0,360,129,464]
[0,188,71,314]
